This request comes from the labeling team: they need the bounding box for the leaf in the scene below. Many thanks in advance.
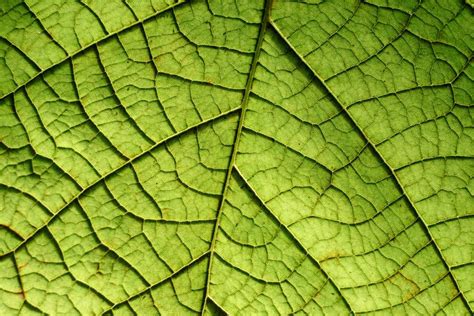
[0,0,472,314]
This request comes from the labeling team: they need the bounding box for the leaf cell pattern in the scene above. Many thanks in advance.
[0,0,473,315]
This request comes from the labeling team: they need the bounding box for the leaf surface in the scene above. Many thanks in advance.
[0,0,473,314]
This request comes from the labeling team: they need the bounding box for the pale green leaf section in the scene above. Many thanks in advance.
[0,0,472,315]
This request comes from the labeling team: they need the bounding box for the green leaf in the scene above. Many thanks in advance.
[0,0,472,314]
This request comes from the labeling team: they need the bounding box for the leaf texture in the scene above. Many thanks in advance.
[0,0,473,315]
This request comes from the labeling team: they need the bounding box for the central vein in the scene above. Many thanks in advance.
[200,0,274,313]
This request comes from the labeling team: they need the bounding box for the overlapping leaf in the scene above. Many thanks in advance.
[0,0,473,314]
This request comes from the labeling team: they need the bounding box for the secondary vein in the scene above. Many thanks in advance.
[0,0,187,101]
[269,20,472,312]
